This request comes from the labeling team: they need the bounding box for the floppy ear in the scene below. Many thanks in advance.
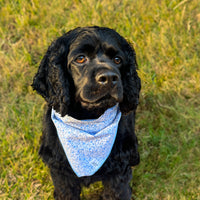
[32,33,75,116]
[120,45,141,114]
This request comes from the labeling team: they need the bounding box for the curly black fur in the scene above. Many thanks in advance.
[32,26,141,200]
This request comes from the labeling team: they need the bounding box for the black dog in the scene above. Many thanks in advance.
[32,26,141,200]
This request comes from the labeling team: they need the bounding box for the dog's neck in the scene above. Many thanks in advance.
[64,102,111,120]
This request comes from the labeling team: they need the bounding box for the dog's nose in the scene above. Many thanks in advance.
[96,71,119,86]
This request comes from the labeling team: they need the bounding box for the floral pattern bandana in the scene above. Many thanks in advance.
[51,104,121,177]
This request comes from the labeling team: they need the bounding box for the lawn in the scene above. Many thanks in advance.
[0,0,200,199]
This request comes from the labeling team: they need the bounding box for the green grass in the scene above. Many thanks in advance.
[0,0,199,199]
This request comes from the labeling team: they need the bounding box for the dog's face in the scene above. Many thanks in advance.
[32,27,141,118]
[68,29,125,111]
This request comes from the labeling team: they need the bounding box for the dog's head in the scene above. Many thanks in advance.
[32,26,141,118]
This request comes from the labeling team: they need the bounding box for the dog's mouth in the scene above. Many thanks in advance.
[76,81,123,113]
[80,93,122,110]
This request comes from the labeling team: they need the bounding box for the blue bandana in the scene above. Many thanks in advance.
[51,104,121,177]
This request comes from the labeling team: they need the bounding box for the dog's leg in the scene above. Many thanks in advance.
[50,169,81,200]
[102,167,132,200]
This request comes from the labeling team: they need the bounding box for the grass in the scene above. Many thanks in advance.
[0,0,199,199]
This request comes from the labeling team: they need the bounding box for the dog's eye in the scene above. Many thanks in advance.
[113,56,122,65]
[75,55,87,64]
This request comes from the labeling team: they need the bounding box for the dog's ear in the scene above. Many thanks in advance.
[32,32,77,116]
[120,44,141,114]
